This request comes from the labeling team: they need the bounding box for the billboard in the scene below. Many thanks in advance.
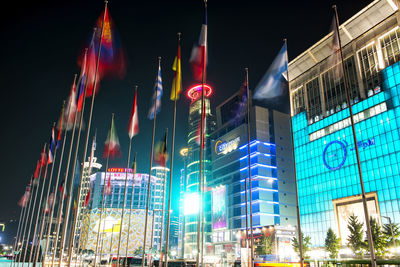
[212,186,227,229]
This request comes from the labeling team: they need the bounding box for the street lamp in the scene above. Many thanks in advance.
[381,216,396,251]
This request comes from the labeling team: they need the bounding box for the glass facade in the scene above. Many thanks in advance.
[292,61,400,246]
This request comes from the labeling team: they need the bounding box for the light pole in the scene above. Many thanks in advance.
[382,216,396,251]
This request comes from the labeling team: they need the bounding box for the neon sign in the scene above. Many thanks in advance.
[215,137,240,155]
[323,138,375,170]
[107,168,134,173]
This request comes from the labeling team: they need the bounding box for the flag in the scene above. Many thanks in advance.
[18,186,31,207]
[128,88,139,138]
[59,179,66,199]
[77,50,87,112]
[233,76,248,125]
[33,160,41,179]
[56,104,65,147]
[190,6,207,81]
[81,7,126,97]
[104,175,112,196]
[253,43,288,100]
[154,132,168,167]
[148,64,163,120]
[103,117,121,158]
[329,15,342,80]
[34,145,47,179]
[64,78,77,130]
[73,160,81,187]
[84,188,91,207]
[131,154,137,174]
[171,42,182,100]
[46,192,55,214]
[48,125,56,164]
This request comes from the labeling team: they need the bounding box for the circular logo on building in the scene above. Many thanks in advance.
[323,140,347,170]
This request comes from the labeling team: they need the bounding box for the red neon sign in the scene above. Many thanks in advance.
[107,168,134,173]
[187,84,213,101]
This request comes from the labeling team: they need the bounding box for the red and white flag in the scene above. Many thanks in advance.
[18,186,31,207]
[128,88,139,139]
[104,175,112,196]
[64,78,77,130]
[103,116,121,158]
[190,6,207,81]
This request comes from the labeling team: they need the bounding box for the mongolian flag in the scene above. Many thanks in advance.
[190,5,207,81]
[154,132,168,167]
[103,116,121,158]
[128,88,139,139]
[170,41,182,100]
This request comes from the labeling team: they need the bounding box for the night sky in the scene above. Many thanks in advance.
[1,0,371,228]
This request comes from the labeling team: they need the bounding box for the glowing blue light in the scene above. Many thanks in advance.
[240,163,277,172]
[239,140,276,150]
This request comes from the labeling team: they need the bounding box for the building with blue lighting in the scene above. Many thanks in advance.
[207,92,297,261]
[289,0,400,247]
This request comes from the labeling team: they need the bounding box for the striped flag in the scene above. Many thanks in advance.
[65,78,77,130]
[190,5,207,81]
[56,104,65,147]
[103,116,121,158]
[18,185,31,207]
[128,88,139,139]
[154,131,168,167]
[170,41,182,100]
[148,64,163,120]
[48,125,56,164]
[77,50,87,112]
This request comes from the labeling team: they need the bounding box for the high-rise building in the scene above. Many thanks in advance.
[290,0,400,247]
[178,148,188,258]
[79,168,159,255]
[183,84,216,258]
[208,91,297,262]
[150,166,170,251]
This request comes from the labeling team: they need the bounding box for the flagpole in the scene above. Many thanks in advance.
[42,102,69,263]
[157,129,168,267]
[93,126,111,267]
[196,2,207,266]
[21,144,47,267]
[244,68,254,267]
[243,75,250,267]
[59,71,90,265]
[116,120,133,267]
[332,6,376,266]
[15,178,34,267]
[164,31,180,266]
[125,150,138,260]
[12,180,31,267]
[283,39,304,267]
[51,75,80,267]
[11,187,27,267]
[141,57,161,267]
[29,122,58,265]
[67,0,109,261]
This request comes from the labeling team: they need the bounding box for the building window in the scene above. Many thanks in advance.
[380,27,400,67]
[357,42,380,94]
[292,86,305,115]
[306,77,322,121]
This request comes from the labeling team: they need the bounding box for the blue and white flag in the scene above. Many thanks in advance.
[148,64,163,120]
[253,43,288,100]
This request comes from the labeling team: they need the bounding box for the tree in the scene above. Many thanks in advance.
[325,228,341,259]
[347,214,364,257]
[383,222,400,248]
[366,217,387,257]
[255,233,274,256]
[291,233,311,259]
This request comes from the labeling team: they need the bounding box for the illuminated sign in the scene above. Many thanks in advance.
[323,138,375,170]
[215,137,240,155]
[107,168,134,173]
[212,186,227,229]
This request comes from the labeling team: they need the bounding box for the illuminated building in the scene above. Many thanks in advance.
[183,84,216,258]
[289,0,400,247]
[178,148,188,258]
[79,168,159,255]
[208,91,297,261]
[150,166,170,251]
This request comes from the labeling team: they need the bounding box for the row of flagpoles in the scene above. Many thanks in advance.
[10,1,377,267]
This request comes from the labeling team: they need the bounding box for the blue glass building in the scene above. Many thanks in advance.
[289,0,400,246]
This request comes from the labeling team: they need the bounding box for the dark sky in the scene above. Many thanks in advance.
[0,0,372,225]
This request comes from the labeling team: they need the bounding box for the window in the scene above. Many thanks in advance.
[358,42,381,93]
[380,27,400,66]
